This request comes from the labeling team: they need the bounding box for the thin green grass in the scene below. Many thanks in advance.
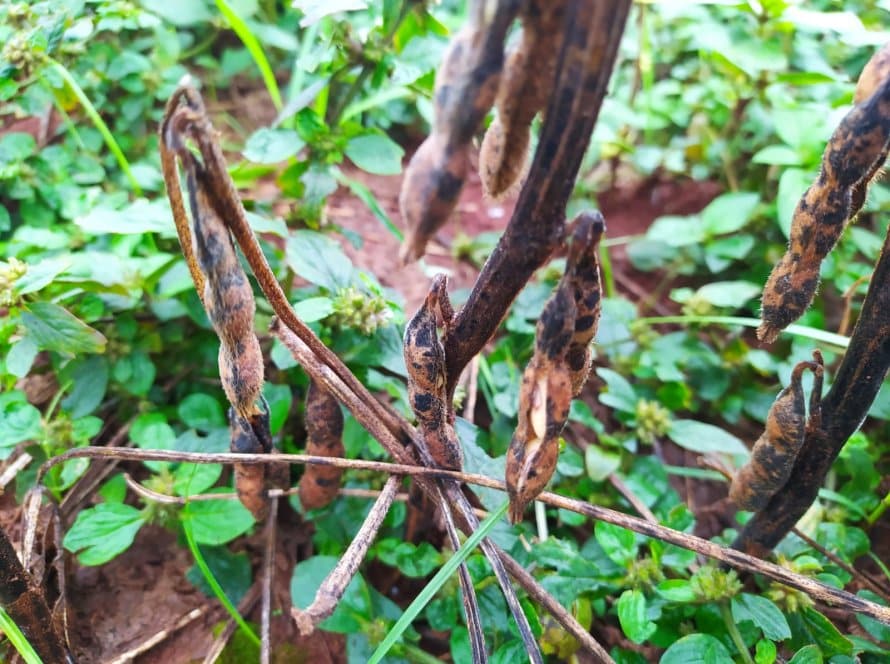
[334,170,404,240]
[214,0,282,111]
[46,58,141,196]
[368,501,510,664]
[0,607,43,664]
[182,510,261,648]
[637,315,850,349]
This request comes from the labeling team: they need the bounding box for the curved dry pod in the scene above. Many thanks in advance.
[758,52,890,343]
[479,0,568,199]
[506,284,576,523]
[399,1,520,264]
[298,379,346,511]
[730,354,823,511]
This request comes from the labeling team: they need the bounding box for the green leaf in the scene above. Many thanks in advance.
[754,638,777,664]
[731,593,791,641]
[375,540,441,578]
[0,392,42,451]
[0,133,36,164]
[667,419,748,456]
[702,192,760,235]
[13,257,71,295]
[285,230,354,291]
[76,198,174,235]
[660,633,733,664]
[6,337,38,378]
[186,546,252,604]
[293,296,335,323]
[130,413,176,472]
[293,0,368,26]
[20,302,107,355]
[143,0,213,25]
[60,355,109,418]
[63,503,146,566]
[243,128,304,163]
[693,281,762,308]
[173,463,223,496]
[855,590,890,644]
[752,145,803,166]
[655,579,697,603]
[794,608,853,658]
[787,645,822,664]
[596,367,638,413]
[594,521,637,566]
[178,393,226,432]
[291,555,367,632]
[617,589,657,644]
[184,493,255,545]
[585,444,621,482]
[345,133,404,175]
[647,214,705,247]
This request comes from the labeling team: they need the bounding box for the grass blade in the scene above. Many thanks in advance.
[0,607,43,664]
[182,511,261,647]
[46,58,141,196]
[368,501,510,664]
[638,315,850,349]
[214,0,282,110]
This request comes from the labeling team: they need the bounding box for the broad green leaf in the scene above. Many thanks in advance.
[0,392,42,451]
[694,281,761,308]
[143,0,213,25]
[60,355,109,418]
[293,0,368,26]
[754,638,777,664]
[375,540,441,578]
[855,590,890,644]
[731,593,791,641]
[13,257,71,295]
[596,367,638,413]
[655,579,697,603]
[345,133,404,175]
[667,419,748,456]
[617,590,657,644]
[646,214,705,247]
[293,296,335,322]
[660,633,733,664]
[752,145,803,166]
[20,302,107,355]
[594,521,637,566]
[76,198,175,235]
[0,132,36,164]
[6,337,38,378]
[243,128,304,163]
[173,463,223,496]
[63,503,146,566]
[285,230,354,291]
[585,444,621,482]
[702,192,760,235]
[186,546,252,604]
[178,393,226,432]
[184,493,255,545]
[793,608,853,658]
[130,412,176,472]
[788,645,822,664]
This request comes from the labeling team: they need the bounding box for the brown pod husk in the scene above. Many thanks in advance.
[298,379,345,511]
[479,0,568,199]
[564,211,606,396]
[398,2,520,263]
[730,356,824,511]
[230,407,270,521]
[506,283,576,523]
[403,275,463,469]
[758,64,890,343]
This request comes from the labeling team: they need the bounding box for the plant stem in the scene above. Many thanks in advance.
[720,601,755,664]
[867,490,890,525]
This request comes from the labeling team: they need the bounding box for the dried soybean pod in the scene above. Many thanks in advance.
[506,283,576,523]
[399,0,520,264]
[850,42,890,218]
[403,275,463,470]
[230,406,270,521]
[299,379,345,511]
[729,357,823,511]
[758,71,890,343]
[564,211,606,396]
[479,0,568,199]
